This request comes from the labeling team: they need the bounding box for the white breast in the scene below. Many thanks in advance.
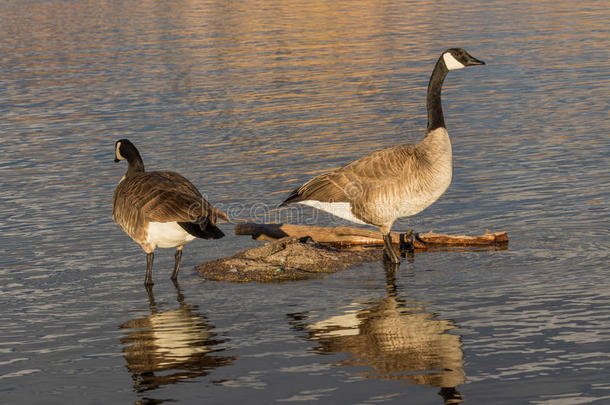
[298,201,366,225]
[146,221,196,249]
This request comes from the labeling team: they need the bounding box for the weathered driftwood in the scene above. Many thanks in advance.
[197,237,380,282]
[197,224,508,282]
[235,222,508,249]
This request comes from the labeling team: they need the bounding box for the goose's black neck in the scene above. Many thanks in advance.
[426,56,449,132]
[125,148,145,177]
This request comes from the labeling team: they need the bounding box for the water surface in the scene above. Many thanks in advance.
[1,0,609,404]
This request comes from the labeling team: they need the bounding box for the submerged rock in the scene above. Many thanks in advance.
[197,237,381,282]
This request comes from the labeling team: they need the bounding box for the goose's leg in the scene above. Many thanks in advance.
[145,252,154,286]
[383,233,401,264]
[171,247,183,281]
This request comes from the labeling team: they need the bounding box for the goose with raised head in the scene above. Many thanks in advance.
[112,139,229,285]
[280,48,485,263]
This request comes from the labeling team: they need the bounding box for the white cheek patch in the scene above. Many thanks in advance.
[443,52,465,70]
[115,142,124,160]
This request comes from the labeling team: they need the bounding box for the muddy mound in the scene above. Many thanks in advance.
[197,237,381,282]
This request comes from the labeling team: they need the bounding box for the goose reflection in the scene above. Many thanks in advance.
[120,283,235,392]
[290,264,465,404]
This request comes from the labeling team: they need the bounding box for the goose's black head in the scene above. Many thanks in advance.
[115,139,145,174]
[442,48,485,71]
[114,139,136,163]
[115,139,137,163]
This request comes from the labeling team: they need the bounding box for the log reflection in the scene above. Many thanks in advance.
[120,283,234,392]
[290,264,465,404]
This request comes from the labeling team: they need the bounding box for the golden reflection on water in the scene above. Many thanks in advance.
[291,265,464,404]
[119,284,234,392]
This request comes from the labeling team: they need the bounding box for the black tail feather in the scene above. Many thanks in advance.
[279,188,302,207]
[179,221,224,239]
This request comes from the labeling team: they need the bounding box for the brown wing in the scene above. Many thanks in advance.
[150,171,230,222]
[281,144,419,206]
[155,171,202,198]
[112,172,229,236]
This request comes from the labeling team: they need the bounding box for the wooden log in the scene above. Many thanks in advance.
[234,222,508,249]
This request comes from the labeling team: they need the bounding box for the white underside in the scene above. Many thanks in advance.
[146,221,196,249]
[298,200,366,225]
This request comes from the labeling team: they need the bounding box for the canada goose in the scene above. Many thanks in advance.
[113,139,229,285]
[280,48,485,263]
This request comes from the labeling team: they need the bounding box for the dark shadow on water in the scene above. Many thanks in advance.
[119,282,235,393]
[135,398,177,405]
[288,261,465,404]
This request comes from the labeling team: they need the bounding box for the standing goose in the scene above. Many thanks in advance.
[113,139,229,285]
[280,48,485,263]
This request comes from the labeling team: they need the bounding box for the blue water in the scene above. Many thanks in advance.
[1,0,609,404]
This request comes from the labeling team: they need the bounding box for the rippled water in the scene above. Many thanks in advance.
[1,0,609,404]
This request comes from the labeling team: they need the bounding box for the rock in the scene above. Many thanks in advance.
[197,237,381,282]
